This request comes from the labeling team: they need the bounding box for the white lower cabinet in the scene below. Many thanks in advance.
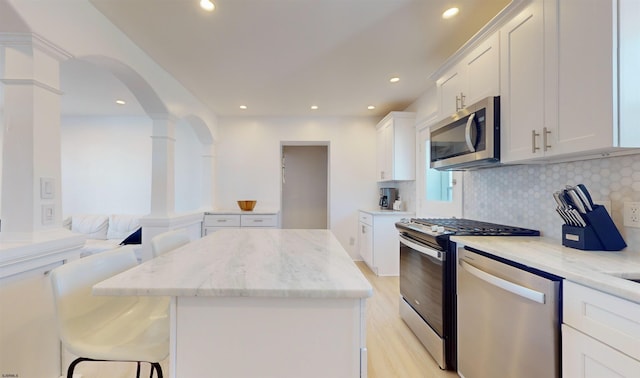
[203,212,279,236]
[357,211,408,276]
[562,281,640,377]
[563,325,640,377]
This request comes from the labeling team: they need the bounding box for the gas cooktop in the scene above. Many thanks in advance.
[407,218,540,236]
[396,218,540,249]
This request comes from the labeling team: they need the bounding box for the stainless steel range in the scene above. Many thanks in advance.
[395,218,540,370]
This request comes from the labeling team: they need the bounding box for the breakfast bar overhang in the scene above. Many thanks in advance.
[94,229,373,378]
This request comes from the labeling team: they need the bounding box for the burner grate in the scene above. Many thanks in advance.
[411,218,540,236]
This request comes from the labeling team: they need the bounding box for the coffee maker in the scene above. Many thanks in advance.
[379,188,397,210]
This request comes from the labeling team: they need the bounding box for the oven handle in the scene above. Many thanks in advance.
[399,234,443,261]
[459,259,545,304]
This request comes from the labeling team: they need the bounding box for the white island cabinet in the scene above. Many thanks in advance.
[94,229,372,378]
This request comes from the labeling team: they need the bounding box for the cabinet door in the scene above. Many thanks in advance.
[464,32,500,106]
[358,222,374,272]
[563,325,640,378]
[437,67,464,119]
[500,0,547,163]
[553,0,614,155]
[376,120,392,181]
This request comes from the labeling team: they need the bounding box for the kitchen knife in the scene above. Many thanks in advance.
[552,192,572,225]
[576,184,595,210]
[555,191,580,226]
[561,190,586,227]
[567,189,587,214]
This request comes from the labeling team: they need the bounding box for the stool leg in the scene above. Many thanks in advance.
[151,362,163,378]
[67,357,100,378]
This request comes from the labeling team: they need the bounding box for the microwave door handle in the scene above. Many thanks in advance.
[459,260,546,304]
[465,113,476,152]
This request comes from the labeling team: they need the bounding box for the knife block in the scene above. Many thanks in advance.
[562,205,626,251]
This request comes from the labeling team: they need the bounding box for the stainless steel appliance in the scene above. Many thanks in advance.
[457,246,561,378]
[395,218,540,370]
[430,96,500,171]
[379,188,397,210]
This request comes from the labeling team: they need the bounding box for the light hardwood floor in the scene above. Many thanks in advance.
[68,262,457,378]
[357,261,458,378]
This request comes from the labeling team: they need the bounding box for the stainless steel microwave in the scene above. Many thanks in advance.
[430,96,500,171]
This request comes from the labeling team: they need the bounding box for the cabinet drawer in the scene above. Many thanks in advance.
[564,281,640,361]
[563,324,640,377]
[203,214,241,227]
[241,214,278,227]
[359,212,373,226]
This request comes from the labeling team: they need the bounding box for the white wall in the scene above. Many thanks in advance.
[61,116,204,216]
[216,116,379,258]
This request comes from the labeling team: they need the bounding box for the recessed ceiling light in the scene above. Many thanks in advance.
[367,105,376,110]
[442,7,459,19]
[115,99,126,105]
[310,105,319,110]
[200,0,215,12]
[389,77,400,83]
[239,105,247,110]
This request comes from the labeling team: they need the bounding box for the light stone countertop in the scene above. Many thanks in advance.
[452,236,640,304]
[94,229,373,299]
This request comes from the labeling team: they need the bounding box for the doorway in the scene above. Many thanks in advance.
[281,144,329,229]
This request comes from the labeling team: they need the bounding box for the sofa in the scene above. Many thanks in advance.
[63,214,142,257]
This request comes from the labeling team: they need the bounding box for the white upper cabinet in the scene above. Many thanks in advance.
[437,33,500,120]
[376,111,416,182]
[500,0,550,162]
[501,0,640,164]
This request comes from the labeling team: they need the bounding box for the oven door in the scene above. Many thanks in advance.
[399,234,445,336]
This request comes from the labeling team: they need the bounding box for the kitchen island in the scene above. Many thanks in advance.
[94,229,373,378]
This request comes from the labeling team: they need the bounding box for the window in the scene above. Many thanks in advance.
[417,120,463,218]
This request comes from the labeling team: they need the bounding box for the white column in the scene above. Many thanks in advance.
[149,114,177,216]
[0,33,70,233]
[201,143,214,210]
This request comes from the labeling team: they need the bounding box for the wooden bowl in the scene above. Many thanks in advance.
[237,200,257,211]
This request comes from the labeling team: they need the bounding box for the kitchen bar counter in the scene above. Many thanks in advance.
[451,236,640,304]
[95,229,372,298]
[95,229,372,378]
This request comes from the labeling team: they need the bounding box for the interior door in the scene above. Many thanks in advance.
[281,145,328,229]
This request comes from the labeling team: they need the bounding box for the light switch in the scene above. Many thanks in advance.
[41,204,54,225]
[40,177,54,199]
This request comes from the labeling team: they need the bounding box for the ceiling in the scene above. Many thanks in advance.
[61,0,510,118]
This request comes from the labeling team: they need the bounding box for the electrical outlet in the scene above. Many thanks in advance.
[624,202,640,228]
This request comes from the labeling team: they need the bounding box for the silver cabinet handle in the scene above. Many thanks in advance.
[532,130,540,153]
[543,127,551,152]
[460,260,545,304]
[465,113,477,152]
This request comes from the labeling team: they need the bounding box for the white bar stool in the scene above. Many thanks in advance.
[50,246,169,378]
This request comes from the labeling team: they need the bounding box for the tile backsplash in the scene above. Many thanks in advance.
[464,153,640,249]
